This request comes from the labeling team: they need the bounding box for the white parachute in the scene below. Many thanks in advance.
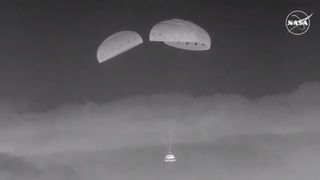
[96,20,212,162]
[97,31,143,63]
[149,18,211,51]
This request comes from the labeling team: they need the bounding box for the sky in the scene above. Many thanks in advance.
[0,0,320,179]
[0,0,319,108]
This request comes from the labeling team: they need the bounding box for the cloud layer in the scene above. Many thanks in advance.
[0,82,320,179]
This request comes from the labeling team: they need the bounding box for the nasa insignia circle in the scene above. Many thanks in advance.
[285,10,313,35]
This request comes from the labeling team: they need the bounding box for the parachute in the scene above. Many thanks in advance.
[96,20,212,162]
[97,31,143,63]
[149,18,211,51]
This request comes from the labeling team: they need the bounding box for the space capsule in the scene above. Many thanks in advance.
[164,152,176,162]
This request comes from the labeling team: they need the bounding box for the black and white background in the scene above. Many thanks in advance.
[0,0,320,179]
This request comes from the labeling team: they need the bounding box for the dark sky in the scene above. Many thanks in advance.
[1,0,320,109]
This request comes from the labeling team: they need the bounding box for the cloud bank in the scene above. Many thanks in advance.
[1,82,320,155]
[0,82,320,179]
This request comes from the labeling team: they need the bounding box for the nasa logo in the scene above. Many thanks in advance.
[285,10,313,35]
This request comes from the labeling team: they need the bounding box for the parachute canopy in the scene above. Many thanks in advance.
[149,19,211,51]
[97,31,143,63]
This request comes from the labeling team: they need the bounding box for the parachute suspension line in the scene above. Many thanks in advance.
[167,118,176,153]
[167,121,172,153]
[164,119,177,162]
[165,54,170,95]
[166,55,173,153]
